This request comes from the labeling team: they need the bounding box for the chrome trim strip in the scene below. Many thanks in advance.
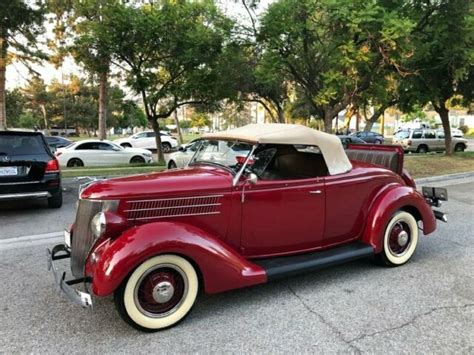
[0,180,42,185]
[124,203,222,212]
[233,145,257,186]
[0,191,50,200]
[128,211,221,220]
[129,195,224,203]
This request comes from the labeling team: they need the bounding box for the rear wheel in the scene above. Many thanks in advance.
[374,139,382,144]
[375,211,419,267]
[130,156,145,164]
[162,142,172,153]
[114,254,199,332]
[67,158,84,167]
[416,145,428,154]
[454,143,465,152]
[47,190,63,209]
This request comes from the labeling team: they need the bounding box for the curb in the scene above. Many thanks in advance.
[415,171,474,184]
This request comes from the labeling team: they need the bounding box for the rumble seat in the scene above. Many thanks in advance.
[346,149,399,173]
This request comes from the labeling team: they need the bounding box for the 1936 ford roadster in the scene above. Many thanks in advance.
[47,124,447,331]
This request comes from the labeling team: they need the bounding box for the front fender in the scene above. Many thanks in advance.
[362,184,436,253]
[88,222,266,297]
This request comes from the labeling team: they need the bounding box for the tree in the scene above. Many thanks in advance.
[398,0,473,155]
[5,88,26,127]
[22,76,51,132]
[190,112,211,129]
[105,2,233,163]
[259,0,414,132]
[0,0,45,130]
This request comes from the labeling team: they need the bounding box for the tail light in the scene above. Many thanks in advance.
[236,156,255,165]
[45,159,60,173]
[407,140,412,146]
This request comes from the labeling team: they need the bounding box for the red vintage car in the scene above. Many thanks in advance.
[47,123,447,332]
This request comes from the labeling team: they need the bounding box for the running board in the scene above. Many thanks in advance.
[254,242,374,281]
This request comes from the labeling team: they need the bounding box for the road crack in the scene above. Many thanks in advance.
[348,303,474,345]
[287,285,362,354]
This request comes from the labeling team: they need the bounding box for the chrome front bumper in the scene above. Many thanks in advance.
[0,191,51,200]
[46,243,93,308]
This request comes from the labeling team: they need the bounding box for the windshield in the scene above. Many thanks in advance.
[189,139,253,172]
[394,131,410,139]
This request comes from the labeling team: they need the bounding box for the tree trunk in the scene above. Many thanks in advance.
[277,107,285,123]
[151,118,165,164]
[323,111,333,133]
[174,108,183,144]
[40,104,49,134]
[434,103,453,156]
[98,71,108,140]
[0,31,7,131]
[364,119,375,132]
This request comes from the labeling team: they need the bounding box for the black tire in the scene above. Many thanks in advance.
[416,145,428,154]
[121,143,132,148]
[114,254,199,332]
[47,190,63,209]
[67,158,84,167]
[162,142,172,153]
[374,211,419,267]
[454,143,465,152]
[168,160,177,169]
[130,156,145,164]
[374,139,382,144]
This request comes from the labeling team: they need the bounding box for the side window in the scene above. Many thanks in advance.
[412,130,423,139]
[146,132,156,138]
[188,141,200,152]
[76,142,97,150]
[424,131,436,139]
[255,145,328,180]
[135,132,146,139]
[98,143,115,151]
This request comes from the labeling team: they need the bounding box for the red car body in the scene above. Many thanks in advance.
[47,124,446,331]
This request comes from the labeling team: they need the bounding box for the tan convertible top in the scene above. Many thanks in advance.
[203,123,352,175]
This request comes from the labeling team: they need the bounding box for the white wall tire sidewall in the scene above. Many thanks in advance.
[383,212,419,265]
[123,255,198,330]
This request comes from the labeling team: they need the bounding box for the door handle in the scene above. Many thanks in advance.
[310,190,322,195]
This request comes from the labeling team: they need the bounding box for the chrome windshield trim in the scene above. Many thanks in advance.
[232,145,257,187]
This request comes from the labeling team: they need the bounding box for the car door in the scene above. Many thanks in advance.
[239,146,326,257]
[132,132,147,149]
[97,142,126,165]
[423,130,437,151]
[74,142,100,166]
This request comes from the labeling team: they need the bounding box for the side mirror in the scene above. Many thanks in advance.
[247,173,258,184]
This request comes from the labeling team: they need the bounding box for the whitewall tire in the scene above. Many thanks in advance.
[114,254,199,332]
[378,211,419,266]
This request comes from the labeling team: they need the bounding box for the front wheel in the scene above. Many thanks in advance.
[375,211,419,267]
[130,156,145,164]
[162,142,172,153]
[454,143,465,152]
[114,254,199,332]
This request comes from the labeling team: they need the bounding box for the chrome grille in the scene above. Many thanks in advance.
[124,195,222,221]
[71,199,104,277]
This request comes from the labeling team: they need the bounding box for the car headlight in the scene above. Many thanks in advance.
[90,212,106,238]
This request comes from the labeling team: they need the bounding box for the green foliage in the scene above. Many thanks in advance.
[190,113,211,129]
[458,125,469,134]
[5,89,26,127]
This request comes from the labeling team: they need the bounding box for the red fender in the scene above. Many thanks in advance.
[87,222,267,297]
[361,184,436,253]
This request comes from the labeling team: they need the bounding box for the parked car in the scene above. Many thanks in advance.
[114,131,178,153]
[393,129,467,153]
[0,131,62,208]
[337,135,366,149]
[48,123,447,332]
[351,131,384,144]
[45,135,72,150]
[56,140,153,167]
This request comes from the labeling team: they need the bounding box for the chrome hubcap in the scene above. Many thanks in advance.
[397,230,409,247]
[152,281,175,303]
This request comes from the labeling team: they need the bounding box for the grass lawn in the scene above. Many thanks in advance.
[405,151,474,179]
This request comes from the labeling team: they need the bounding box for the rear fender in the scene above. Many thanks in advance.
[362,185,436,253]
[89,222,266,297]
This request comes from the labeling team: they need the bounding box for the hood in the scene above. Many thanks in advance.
[80,165,233,200]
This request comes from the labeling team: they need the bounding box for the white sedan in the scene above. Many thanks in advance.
[114,131,179,152]
[166,139,200,169]
[56,140,153,167]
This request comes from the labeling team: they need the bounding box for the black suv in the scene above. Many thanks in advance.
[0,131,62,208]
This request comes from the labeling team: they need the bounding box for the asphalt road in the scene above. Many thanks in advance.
[0,177,473,353]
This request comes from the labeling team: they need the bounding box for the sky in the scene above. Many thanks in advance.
[6,0,272,90]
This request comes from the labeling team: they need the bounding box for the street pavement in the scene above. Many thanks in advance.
[0,177,473,353]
